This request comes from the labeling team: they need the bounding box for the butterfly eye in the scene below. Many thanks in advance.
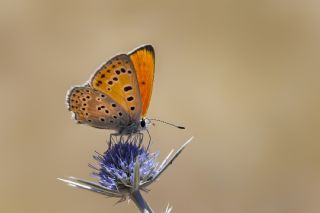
[140,120,146,128]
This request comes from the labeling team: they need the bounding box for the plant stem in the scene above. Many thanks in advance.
[130,190,153,213]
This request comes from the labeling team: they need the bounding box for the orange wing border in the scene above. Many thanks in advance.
[129,44,155,117]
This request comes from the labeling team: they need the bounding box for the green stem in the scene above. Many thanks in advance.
[130,190,153,213]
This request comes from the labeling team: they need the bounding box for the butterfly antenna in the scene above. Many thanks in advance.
[148,118,185,129]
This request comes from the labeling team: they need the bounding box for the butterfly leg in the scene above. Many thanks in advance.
[119,134,127,143]
[132,132,144,147]
[129,133,137,144]
[109,133,121,146]
[113,133,132,144]
[145,129,152,150]
[108,132,146,147]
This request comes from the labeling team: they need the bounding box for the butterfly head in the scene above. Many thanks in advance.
[118,118,151,134]
[140,117,151,130]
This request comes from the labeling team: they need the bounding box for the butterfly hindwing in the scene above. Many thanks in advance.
[129,45,155,117]
[67,85,131,129]
[90,54,142,122]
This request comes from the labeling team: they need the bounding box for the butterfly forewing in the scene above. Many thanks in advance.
[129,45,155,117]
[90,54,142,122]
[67,85,131,129]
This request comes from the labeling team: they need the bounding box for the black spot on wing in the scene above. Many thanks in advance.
[127,96,134,101]
[124,86,132,92]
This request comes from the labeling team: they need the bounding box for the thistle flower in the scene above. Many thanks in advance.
[59,135,193,213]
[92,135,159,192]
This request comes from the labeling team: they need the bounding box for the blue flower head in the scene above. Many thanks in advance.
[93,136,159,192]
[59,135,193,206]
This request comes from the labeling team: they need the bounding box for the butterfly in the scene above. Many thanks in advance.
[66,45,155,135]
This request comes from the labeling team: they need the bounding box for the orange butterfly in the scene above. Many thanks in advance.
[66,45,155,134]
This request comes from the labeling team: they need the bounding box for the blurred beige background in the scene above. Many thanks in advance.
[0,0,320,212]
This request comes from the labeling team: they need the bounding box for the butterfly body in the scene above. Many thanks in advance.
[66,45,155,134]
